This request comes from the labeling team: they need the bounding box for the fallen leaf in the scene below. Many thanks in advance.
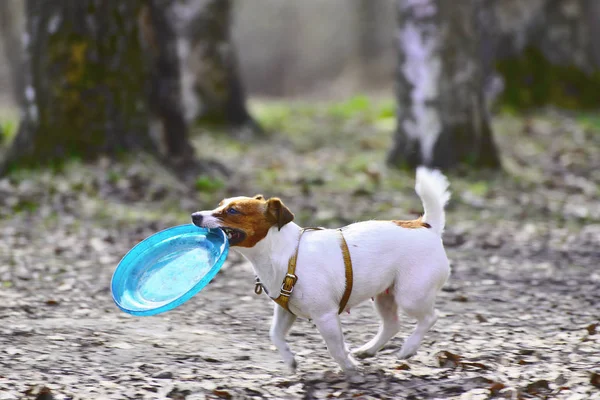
[461,361,490,371]
[591,372,600,389]
[524,379,551,396]
[35,387,53,400]
[489,381,505,396]
[436,351,462,369]
[213,389,232,399]
[452,295,469,302]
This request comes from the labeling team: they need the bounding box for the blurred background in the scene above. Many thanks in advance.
[0,1,599,398]
[1,0,599,175]
[0,0,599,221]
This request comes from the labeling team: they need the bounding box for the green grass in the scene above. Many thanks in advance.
[251,96,396,136]
[0,112,18,145]
[2,95,598,230]
[576,112,600,132]
[467,181,490,197]
[195,175,225,193]
[0,119,17,140]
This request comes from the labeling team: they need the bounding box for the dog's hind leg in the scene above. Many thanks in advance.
[352,289,401,358]
[396,291,439,359]
[397,307,438,359]
[270,304,298,373]
[313,312,358,372]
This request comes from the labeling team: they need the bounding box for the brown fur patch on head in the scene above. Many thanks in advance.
[393,217,431,229]
[265,198,294,231]
[215,196,294,247]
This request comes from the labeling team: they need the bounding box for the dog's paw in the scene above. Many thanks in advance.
[351,346,377,359]
[336,355,360,374]
[287,358,298,374]
[397,346,417,360]
[344,368,367,384]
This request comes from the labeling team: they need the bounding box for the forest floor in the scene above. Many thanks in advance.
[0,98,599,399]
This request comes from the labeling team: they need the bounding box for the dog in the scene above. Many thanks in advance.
[191,167,451,373]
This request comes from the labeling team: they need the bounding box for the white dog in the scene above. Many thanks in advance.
[191,167,451,373]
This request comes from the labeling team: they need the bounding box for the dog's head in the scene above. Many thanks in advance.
[191,195,294,247]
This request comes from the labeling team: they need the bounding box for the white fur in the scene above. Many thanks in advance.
[194,197,246,229]
[199,169,451,374]
[415,166,451,235]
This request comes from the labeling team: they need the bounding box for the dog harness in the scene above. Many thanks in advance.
[254,227,354,315]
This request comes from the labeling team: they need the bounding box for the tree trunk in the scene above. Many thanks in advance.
[491,0,600,109]
[357,0,380,63]
[1,0,154,171]
[389,0,501,169]
[140,0,196,167]
[0,0,25,104]
[173,0,260,134]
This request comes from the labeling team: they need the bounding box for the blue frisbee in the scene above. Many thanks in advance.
[111,224,229,316]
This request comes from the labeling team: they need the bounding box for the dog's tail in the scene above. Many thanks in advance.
[415,167,451,236]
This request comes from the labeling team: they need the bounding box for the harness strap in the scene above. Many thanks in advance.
[270,227,319,313]
[260,227,353,315]
[337,229,353,314]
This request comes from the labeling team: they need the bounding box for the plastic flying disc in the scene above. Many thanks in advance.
[111,224,229,316]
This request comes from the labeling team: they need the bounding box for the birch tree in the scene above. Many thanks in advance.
[172,0,260,134]
[0,0,25,104]
[388,0,500,169]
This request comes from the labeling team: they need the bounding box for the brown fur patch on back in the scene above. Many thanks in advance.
[392,217,431,229]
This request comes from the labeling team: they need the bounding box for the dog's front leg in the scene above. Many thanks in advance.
[270,304,297,373]
[313,312,358,373]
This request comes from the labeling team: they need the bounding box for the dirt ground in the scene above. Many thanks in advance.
[0,102,599,399]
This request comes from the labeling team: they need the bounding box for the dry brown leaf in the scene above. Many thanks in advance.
[436,350,462,369]
[591,372,600,389]
[489,381,506,397]
[452,295,469,302]
[461,361,490,371]
[524,379,551,396]
[395,363,411,371]
[212,389,233,399]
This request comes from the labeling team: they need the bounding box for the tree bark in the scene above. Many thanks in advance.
[1,0,210,176]
[389,0,501,169]
[1,0,154,171]
[490,0,600,109]
[173,0,260,134]
[140,0,196,167]
[0,0,25,104]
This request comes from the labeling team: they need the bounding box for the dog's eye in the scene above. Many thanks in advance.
[227,207,240,215]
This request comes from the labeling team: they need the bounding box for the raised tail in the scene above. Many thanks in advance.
[415,167,451,236]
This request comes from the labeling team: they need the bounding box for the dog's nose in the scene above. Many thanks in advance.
[191,212,204,226]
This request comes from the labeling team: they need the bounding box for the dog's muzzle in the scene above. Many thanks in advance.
[191,212,203,226]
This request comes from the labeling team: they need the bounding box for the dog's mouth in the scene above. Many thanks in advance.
[220,227,246,246]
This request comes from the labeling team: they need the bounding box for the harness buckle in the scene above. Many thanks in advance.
[254,277,263,295]
[280,273,297,297]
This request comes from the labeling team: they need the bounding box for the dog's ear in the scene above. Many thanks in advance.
[253,194,265,200]
[266,198,294,230]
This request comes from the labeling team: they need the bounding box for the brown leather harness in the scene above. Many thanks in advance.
[254,227,354,315]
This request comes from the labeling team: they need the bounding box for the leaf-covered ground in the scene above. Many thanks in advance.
[0,99,599,399]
